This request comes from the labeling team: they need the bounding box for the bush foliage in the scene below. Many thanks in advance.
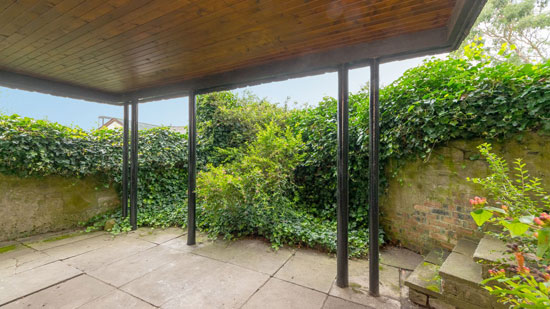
[1,45,549,255]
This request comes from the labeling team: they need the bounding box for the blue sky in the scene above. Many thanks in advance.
[0,55,442,130]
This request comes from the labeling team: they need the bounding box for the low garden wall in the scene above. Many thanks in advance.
[0,174,119,241]
[381,132,550,253]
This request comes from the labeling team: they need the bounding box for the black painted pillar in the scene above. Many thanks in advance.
[122,102,129,218]
[130,99,139,230]
[369,58,380,297]
[336,64,349,288]
[187,90,197,245]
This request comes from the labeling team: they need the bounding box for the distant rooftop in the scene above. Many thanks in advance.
[98,116,186,133]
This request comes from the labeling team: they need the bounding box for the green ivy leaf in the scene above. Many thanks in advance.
[502,221,530,238]
[470,209,493,226]
[537,228,550,257]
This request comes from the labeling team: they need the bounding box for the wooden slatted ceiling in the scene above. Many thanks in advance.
[0,0,455,93]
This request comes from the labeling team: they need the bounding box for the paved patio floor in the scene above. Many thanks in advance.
[0,228,423,308]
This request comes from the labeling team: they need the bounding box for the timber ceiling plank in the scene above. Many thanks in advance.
[0,0,485,103]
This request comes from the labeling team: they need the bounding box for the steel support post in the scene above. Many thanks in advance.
[130,99,139,230]
[369,58,380,297]
[336,64,349,288]
[122,102,129,218]
[187,90,197,245]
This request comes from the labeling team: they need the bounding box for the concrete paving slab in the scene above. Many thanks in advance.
[24,231,105,251]
[243,277,326,309]
[0,244,35,261]
[161,262,269,308]
[0,250,57,277]
[160,232,209,253]
[274,249,336,293]
[127,227,185,244]
[329,283,401,309]
[42,233,118,260]
[342,259,401,301]
[2,274,113,309]
[63,237,156,272]
[194,238,294,275]
[79,290,155,309]
[0,261,81,305]
[88,245,186,287]
[121,253,226,306]
[379,247,423,271]
[323,296,370,309]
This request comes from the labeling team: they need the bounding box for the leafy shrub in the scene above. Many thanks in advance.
[467,144,550,306]
[197,121,382,255]
[197,91,289,167]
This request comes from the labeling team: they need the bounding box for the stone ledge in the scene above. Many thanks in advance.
[439,252,483,287]
[473,235,508,264]
[405,261,442,299]
[424,248,450,266]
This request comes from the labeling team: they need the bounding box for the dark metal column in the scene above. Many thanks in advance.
[130,99,139,230]
[369,58,380,297]
[336,64,349,288]
[122,102,129,218]
[187,90,197,245]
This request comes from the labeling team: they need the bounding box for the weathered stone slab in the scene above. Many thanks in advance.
[3,275,113,308]
[274,249,336,293]
[0,261,81,305]
[194,238,294,275]
[473,235,509,264]
[424,249,450,266]
[379,247,423,271]
[429,297,456,309]
[243,278,326,309]
[88,245,185,287]
[63,237,155,272]
[452,239,478,257]
[79,290,155,309]
[404,262,442,298]
[439,252,482,287]
[323,296,370,309]
[127,227,184,244]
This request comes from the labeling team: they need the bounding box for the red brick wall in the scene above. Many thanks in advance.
[381,133,549,254]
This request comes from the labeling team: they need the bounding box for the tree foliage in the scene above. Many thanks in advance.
[463,0,550,63]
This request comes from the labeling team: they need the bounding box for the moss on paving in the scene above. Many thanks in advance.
[42,232,81,243]
[0,244,17,254]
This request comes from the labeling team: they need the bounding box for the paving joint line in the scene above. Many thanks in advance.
[0,272,84,307]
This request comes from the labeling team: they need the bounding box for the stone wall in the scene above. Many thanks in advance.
[0,174,119,241]
[381,132,550,254]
